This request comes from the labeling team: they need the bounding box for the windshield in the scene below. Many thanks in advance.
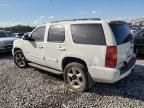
[0,31,12,38]
[110,23,133,45]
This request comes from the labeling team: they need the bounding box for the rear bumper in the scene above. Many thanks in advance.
[89,56,136,83]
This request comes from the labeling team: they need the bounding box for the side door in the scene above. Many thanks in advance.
[44,24,66,70]
[24,25,46,65]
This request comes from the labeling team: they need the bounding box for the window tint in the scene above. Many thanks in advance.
[0,31,11,38]
[31,26,46,42]
[110,23,133,45]
[48,25,65,43]
[71,24,106,45]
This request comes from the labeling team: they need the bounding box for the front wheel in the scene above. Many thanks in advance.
[64,62,89,92]
[14,50,27,68]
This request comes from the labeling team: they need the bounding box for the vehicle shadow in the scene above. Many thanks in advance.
[1,52,144,101]
[36,69,64,81]
[89,64,144,101]
[32,60,144,102]
[37,64,144,102]
[0,52,13,60]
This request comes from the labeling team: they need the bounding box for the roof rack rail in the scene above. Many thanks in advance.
[51,18,101,23]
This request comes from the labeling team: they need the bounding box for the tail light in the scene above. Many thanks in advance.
[105,46,117,68]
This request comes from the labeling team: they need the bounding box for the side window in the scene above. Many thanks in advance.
[71,24,106,45]
[31,26,46,42]
[48,25,65,43]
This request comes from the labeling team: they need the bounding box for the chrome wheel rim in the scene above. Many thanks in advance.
[67,67,84,89]
[15,53,25,67]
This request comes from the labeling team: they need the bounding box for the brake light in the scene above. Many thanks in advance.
[105,46,117,68]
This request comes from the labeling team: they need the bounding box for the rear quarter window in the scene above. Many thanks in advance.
[70,24,106,45]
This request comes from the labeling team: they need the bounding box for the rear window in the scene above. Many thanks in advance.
[110,23,133,45]
[71,24,106,45]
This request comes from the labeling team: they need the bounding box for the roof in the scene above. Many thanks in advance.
[40,18,127,26]
[46,18,105,25]
[51,18,101,23]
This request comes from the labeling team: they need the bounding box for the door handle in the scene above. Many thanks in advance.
[37,45,43,49]
[57,47,66,51]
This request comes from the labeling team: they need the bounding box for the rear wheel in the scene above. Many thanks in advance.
[64,62,90,92]
[14,50,27,68]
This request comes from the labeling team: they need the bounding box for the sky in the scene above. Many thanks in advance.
[0,0,144,27]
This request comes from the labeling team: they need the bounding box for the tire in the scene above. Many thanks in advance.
[14,50,27,68]
[64,62,93,92]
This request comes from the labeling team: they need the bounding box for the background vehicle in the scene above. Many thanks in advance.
[131,29,138,35]
[14,33,24,38]
[0,30,17,53]
[134,29,144,54]
[12,19,136,91]
[129,26,141,35]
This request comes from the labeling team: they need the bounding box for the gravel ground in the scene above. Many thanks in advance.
[0,53,144,108]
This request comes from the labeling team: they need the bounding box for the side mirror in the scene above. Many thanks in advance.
[23,35,30,40]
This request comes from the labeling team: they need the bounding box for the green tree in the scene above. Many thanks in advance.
[5,25,35,33]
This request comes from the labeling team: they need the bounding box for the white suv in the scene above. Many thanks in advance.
[12,18,136,91]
